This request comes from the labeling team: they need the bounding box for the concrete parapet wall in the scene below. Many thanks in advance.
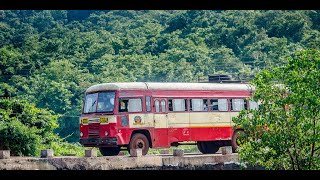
[0,154,242,170]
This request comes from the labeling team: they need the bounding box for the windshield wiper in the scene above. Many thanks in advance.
[89,100,97,111]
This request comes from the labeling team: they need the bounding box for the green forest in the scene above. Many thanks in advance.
[0,10,319,154]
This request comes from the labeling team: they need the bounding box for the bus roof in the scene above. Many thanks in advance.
[86,82,254,93]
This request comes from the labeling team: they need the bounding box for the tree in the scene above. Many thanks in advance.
[232,49,320,170]
[0,98,58,156]
[0,98,84,156]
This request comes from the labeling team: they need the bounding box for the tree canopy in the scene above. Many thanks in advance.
[0,10,319,142]
[233,49,320,170]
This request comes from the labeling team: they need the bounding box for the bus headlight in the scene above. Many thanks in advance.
[105,131,108,136]
[80,132,83,137]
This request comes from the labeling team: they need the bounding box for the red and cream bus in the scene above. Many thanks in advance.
[79,82,257,156]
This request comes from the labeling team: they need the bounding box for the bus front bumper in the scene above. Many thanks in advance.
[80,137,118,147]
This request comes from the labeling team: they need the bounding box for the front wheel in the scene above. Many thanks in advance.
[231,130,245,152]
[128,133,150,156]
[99,146,121,156]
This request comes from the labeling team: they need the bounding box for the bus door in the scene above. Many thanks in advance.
[152,98,169,148]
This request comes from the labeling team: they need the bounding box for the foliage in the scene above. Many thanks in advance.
[0,10,319,143]
[233,49,320,170]
[0,98,84,156]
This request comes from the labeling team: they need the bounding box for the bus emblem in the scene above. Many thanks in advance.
[133,116,144,125]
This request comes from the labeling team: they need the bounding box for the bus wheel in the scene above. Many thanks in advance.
[128,133,150,156]
[197,141,219,154]
[99,146,121,156]
[197,141,206,154]
[232,130,245,152]
[204,141,220,154]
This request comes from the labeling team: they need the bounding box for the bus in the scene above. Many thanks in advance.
[79,81,257,156]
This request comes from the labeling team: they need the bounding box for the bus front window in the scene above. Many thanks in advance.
[97,92,115,112]
[83,92,115,113]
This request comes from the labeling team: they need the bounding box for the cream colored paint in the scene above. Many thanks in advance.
[128,113,154,128]
[190,112,232,127]
[80,112,240,127]
[154,114,168,128]
[168,113,190,128]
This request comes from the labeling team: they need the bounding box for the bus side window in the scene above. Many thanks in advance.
[190,99,208,111]
[172,99,187,112]
[168,99,173,111]
[161,100,166,112]
[146,96,151,112]
[244,100,248,110]
[119,98,142,112]
[210,99,218,111]
[155,100,160,112]
[128,99,142,112]
[218,99,228,111]
[249,100,259,110]
[119,99,128,112]
[230,99,245,111]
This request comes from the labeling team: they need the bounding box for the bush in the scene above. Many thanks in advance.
[0,98,84,156]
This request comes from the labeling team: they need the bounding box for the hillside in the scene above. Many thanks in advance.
[0,10,319,142]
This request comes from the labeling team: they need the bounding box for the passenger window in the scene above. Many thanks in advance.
[146,96,151,112]
[168,100,173,111]
[244,100,248,110]
[169,99,187,112]
[210,99,218,111]
[190,99,208,111]
[161,100,166,112]
[119,98,142,112]
[155,100,160,112]
[119,99,128,112]
[231,99,245,111]
[249,100,259,110]
[218,99,228,111]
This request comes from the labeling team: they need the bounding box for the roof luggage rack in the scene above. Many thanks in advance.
[199,74,247,83]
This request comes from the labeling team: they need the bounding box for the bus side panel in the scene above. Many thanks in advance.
[189,127,233,141]
[168,127,191,143]
[153,128,170,148]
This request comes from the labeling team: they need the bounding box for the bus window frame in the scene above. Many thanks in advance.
[189,98,209,112]
[229,98,247,112]
[168,98,189,113]
[118,97,144,114]
[153,98,167,114]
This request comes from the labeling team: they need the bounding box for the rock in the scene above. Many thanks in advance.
[0,150,10,159]
[173,149,184,157]
[85,149,97,157]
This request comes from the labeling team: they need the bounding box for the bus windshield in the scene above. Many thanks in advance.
[83,92,115,113]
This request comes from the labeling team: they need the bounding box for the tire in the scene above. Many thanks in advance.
[128,133,150,156]
[197,141,205,154]
[197,141,220,154]
[231,130,245,152]
[99,146,121,156]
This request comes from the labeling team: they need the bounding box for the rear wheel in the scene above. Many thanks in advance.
[128,133,150,156]
[197,141,205,153]
[99,146,121,156]
[232,130,245,152]
[197,141,220,154]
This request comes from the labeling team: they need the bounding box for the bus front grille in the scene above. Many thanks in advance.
[88,123,100,138]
